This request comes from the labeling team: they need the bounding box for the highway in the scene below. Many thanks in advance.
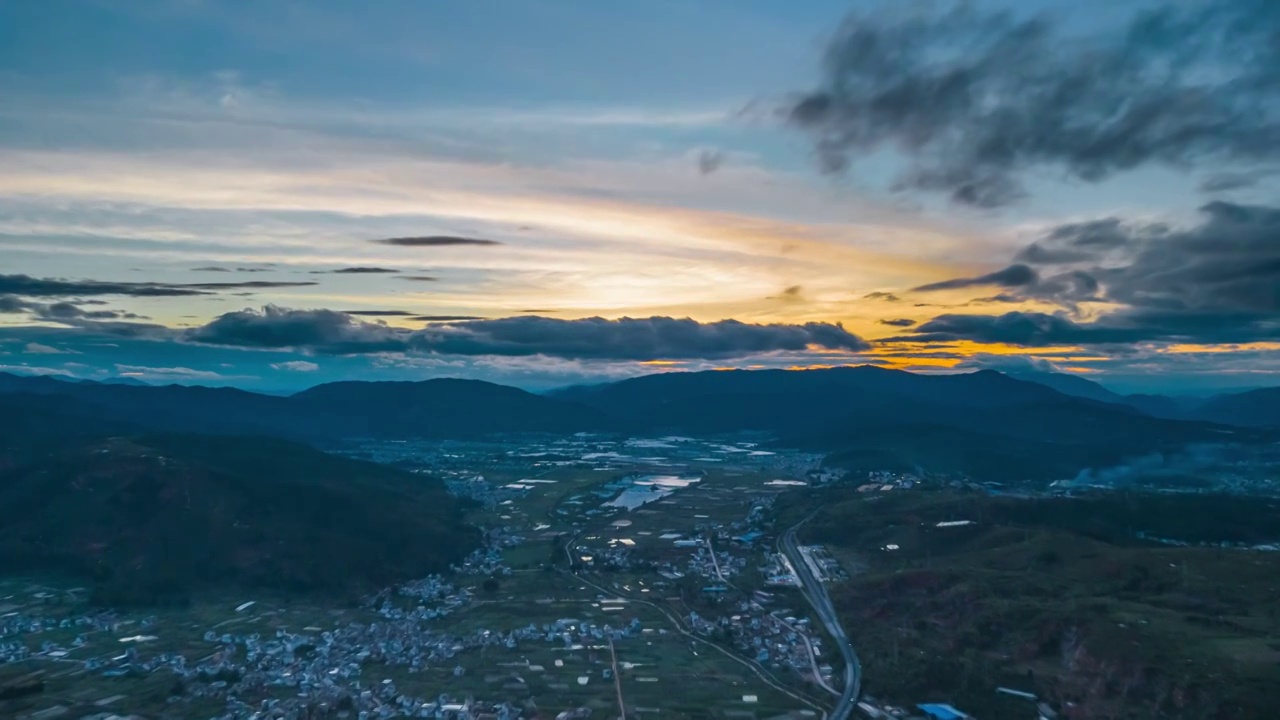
[780,517,862,720]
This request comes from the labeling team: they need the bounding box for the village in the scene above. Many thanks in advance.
[0,433,1068,720]
[0,436,864,719]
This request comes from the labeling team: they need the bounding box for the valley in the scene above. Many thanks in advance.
[1,369,1279,719]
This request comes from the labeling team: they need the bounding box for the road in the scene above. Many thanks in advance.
[608,638,627,720]
[780,517,862,720]
[563,566,831,716]
[709,534,837,699]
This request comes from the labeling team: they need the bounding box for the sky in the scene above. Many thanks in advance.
[1,0,1278,394]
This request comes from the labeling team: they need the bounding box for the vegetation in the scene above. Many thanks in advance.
[0,434,479,605]
[819,425,1136,482]
[789,489,1280,720]
[3,369,1275,487]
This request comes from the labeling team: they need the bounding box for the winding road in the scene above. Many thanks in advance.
[780,517,862,720]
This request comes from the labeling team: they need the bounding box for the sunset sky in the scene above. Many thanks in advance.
[2,0,1277,392]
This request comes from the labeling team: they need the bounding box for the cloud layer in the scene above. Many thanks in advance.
[900,201,1280,345]
[787,1,1280,206]
[373,236,501,247]
[914,263,1036,292]
[0,274,313,297]
[0,274,205,298]
[185,306,869,360]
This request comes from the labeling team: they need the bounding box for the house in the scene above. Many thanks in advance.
[917,704,973,720]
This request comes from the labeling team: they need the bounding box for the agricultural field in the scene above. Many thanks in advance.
[1,436,842,719]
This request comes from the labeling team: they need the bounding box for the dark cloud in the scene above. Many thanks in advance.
[902,311,1130,345]
[0,295,144,321]
[184,307,871,360]
[395,276,440,282]
[786,1,1280,206]
[188,307,407,354]
[971,293,1026,304]
[697,149,726,175]
[954,353,1061,374]
[1029,202,1278,312]
[33,302,143,321]
[877,318,917,327]
[863,291,901,302]
[413,315,485,322]
[49,317,174,339]
[191,266,231,272]
[0,274,317,301]
[0,274,205,298]
[901,309,1280,347]
[900,200,1280,346]
[914,264,1038,292]
[519,309,558,314]
[373,236,501,247]
[411,316,871,360]
[768,285,804,301]
[1198,168,1280,193]
[330,267,401,274]
[182,281,318,290]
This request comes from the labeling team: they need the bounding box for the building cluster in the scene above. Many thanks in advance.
[797,545,847,583]
[383,576,470,612]
[685,601,825,677]
[0,610,125,641]
[857,471,920,493]
[452,543,516,578]
[760,553,801,588]
[1,569,652,720]
[0,610,132,666]
[443,476,539,512]
[685,546,747,581]
[70,596,646,719]
[185,615,645,719]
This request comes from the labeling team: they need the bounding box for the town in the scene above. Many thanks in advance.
[0,433,1162,720]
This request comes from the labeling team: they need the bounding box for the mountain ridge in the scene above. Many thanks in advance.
[0,368,1273,485]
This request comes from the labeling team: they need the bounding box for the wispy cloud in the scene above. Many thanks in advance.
[115,364,252,382]
[373,236,501,247]
[270,360,319,372]
[0,148,975,323]
[24,342,77,355]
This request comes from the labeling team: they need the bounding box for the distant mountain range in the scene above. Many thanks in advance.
[3,366,1276,439]
[0,366,1275,482]
[554,366,1274,480]
[998,369,1280,428]
[0,366,1275,605]
[0,373,606,442]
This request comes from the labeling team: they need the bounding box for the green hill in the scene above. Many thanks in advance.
[789,490,1280,720]
[0,434,479,606]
